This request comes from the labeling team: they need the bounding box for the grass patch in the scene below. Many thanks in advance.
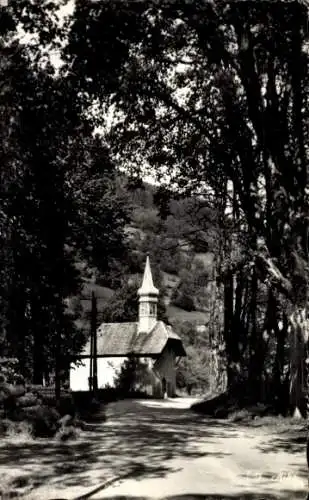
[229,410,307,434]
[167,304,209,323]
[3,420,34,443]
[248,414,307,430]
[228,409,253,423]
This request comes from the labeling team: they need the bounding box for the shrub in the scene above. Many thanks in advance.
[27,387,76,417]
[5,420,33,441]
[229,409,252,423]
[114,356,150,395]
[131,207,161,232]
[21,405,61,438]
[0,357,20,384]
[172,292,196,311]
[0,383,26,419]
[58,394,76,417]
[17,393,38,408]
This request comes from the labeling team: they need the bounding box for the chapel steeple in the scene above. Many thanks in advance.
[137,256,159,333]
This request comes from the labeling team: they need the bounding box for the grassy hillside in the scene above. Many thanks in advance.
[77,179,218,331]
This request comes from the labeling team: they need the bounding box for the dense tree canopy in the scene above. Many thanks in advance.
[1,0,309,414]
[66,1,308,298]
[0,2,129,388]
[63,0,309,411]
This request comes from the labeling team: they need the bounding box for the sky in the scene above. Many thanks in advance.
[15,0,159,186]
[55,0,159,185]
[15,0,201,189]
[16,0,75,69]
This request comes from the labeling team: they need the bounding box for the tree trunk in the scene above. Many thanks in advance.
[224,270,240,391]
[272,297,287,412]
[289,307,308,416]
[233,270,243,335]
[32,299,44,385]
[248,269,261,401]
[6,284,27,370]
[92,292,98,395]
[32,355,44,385]
[55,329,61,403]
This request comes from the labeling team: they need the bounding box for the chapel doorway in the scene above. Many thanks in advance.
[162,377,167,398]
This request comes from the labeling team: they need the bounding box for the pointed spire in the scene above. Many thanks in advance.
[138,256,159,296]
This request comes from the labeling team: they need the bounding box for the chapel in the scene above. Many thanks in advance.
[70,256,186,397]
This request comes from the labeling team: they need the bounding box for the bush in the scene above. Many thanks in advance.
[172,291,196,311]
[0,384,26,418]
[131,207,161,232]
[56,425,79,442]
[229,409,252,423]
[17,393,38,408]
[27,387,76,417]
[21,405,61,438]
[58,394,76,417]
[114,356,150,395]
[0,357,20,384]
[0,364,78,438]
[5,420,33,441]
[0,382,26,400]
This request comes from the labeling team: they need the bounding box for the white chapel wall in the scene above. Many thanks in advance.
[69,357,127,391]
[70,350,177,397]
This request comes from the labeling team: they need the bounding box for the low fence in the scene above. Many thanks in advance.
[26,385,71,397]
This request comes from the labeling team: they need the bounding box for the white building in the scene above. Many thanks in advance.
[70,257,186,397]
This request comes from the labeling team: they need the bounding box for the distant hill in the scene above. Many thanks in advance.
[76,178,218,332]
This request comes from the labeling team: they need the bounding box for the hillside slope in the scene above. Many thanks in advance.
[76,180,218,332]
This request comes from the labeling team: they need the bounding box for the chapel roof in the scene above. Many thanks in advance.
[78,320,186,358]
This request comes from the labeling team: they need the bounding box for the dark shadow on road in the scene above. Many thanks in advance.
[81,493,307,500]
[256,423,307,455]
[0,402,231,494]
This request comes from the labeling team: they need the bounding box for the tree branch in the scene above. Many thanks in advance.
[255,253,293,298]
